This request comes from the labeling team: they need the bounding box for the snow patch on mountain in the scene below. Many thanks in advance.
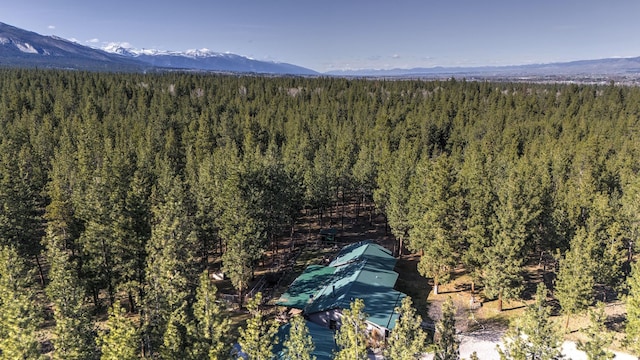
[101,44,237,59]
[102,42,137,56]
[15,42,38,54]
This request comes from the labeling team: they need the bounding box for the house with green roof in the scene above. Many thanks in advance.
[276,240,406,339]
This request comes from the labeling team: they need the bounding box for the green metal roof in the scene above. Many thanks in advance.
[330,240,397,271]
[279,241,406,330]
[274,320,336,360]
[276,265,335,309]
[305,259,403,329]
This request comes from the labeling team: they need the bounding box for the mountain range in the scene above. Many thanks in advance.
[2,21,640,79]
[0,22,317,75]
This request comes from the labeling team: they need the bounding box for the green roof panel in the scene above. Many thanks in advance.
[274,320,336,360]
[276,265,335,309]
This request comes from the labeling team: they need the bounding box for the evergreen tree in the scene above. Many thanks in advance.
[190,271,230,360]
[382,139,418,256]
[214,146,267,305]
[160,303,191,360]
[385,296,428,360]
[460,144,495,294]
[118,160,153,313]
[0,245,41,359]
[625,262,640,356]
[483,161,535,311]
[621,175,640,258]
[576,302,614,360]
[96,305,140,360]
[498,283,563,360]
[46,239,97,360]
[409,153,464,294]
[584,194,627,293]
[0,141,46,277]
[142,164,199,357]
[554,228,594,331]
[434,297,459,360]
[237,292,278,360]
[334,298,368,360]
[282,315,315,360]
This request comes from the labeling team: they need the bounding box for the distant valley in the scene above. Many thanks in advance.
[2,21,640,82]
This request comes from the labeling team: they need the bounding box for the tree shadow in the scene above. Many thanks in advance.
[394,255,432,321]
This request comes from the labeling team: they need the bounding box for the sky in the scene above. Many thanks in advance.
[2,0,640,72]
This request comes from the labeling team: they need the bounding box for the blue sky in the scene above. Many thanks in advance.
[2,1,640,72]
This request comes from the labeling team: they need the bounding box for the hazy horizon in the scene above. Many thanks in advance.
[2,0,640,72]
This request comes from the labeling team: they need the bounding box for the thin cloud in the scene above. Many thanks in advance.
[87,38,100,43]
[392,54,400,59]
[48,25,55,30]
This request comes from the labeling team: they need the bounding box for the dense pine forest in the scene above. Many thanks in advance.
[1,68,640,358]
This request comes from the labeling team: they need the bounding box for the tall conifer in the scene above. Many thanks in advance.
[625,262,640,356]
[498,283,563,360]
[334,298,368,360]
[282,315,315,360]
[237,293,278,360]
[0,245,41,359]
[434,297,459,360]
[385,296,428,360]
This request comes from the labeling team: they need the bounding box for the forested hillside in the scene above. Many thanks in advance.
[0,69,639,358]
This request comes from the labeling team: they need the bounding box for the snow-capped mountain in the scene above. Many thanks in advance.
[0,22,317,75]
[101,43,318,75]
[0,22,146,71]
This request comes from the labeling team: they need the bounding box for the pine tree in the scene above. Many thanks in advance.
[334,298,368,360]
[0,141,46,279]
[282,315,315,360]
[434,297,459,360]
[190,271,230,360]
[214,146,267,306]
[46,239,97,360]
[409,153,464,295]
[554,228,594,331]
[237,292,279,360]
[96,305,140,360]
[498,283,563,360]
[483,161,536,312]
[384,296,428,360]
[460,144,495,294]
[576,302,614,360]
[142,162,199,357]
[382,139,418,257]
[0,245,41,359]
[625,262,640,356]
[160,303,191,360]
